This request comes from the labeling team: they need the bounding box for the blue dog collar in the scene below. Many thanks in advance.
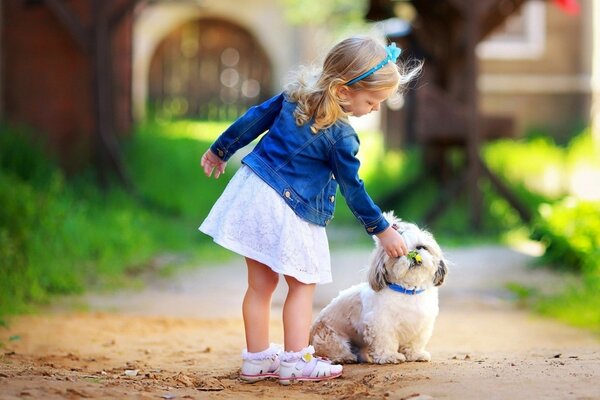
[345,43,401,86]
[387,283,425,295]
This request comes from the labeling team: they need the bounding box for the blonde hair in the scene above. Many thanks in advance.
[285,36,421,133]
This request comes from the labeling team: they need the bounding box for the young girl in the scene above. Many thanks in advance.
[199,36,419,384]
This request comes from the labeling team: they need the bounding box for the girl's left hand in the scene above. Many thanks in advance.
[201,149,227,178]
[375,227,408,258]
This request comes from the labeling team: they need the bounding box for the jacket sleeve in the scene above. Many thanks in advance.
[329,133,390,235]
[210,93,284,161]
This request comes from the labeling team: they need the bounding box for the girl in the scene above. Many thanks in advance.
[199,36,420,385]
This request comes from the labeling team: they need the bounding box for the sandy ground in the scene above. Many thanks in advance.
[1,245,599,399]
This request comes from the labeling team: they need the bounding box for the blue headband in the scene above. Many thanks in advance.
[345,43,401,86]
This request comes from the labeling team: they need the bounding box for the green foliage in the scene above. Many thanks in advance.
[341,132,539,243]
[532,199,600,274]
[483,136,566,200]
[528,198,600,331]
[565,129,599,166]
[0,123,56,185]
[124,120,235,219]
[0,123,223,317]
[328,134,494,243]
[493,129,600,332]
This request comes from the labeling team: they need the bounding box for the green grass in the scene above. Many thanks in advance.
[0,122,232,318]
[506,277,600,335]
[535,284,600,334]
[124,120,236,219]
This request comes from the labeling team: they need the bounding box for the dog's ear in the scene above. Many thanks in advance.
[433,259,448,286]
[368,246,387,292]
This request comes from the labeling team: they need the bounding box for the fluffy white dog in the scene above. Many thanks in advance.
[310,213,448,364]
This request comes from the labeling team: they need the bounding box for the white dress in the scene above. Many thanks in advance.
[199,165,332,284]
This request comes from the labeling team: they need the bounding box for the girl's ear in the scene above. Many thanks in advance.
[337,85,351,100]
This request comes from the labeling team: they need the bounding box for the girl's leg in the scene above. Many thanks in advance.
[282,274,316,351]
[243,257,279,352]
[279,274,343,384]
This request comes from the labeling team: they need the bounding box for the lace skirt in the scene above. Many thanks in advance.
[199,165,332,284]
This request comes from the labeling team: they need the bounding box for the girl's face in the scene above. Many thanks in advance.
[340,87,396,117]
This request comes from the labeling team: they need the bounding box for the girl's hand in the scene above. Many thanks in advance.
[201,149,227,179]
[375,226,408,258]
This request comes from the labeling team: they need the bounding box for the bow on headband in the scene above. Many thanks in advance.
[345,43,402,86]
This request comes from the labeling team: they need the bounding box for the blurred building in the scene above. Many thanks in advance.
[0,0,134,169]
[132,0,324,121]
[478,0,593,141]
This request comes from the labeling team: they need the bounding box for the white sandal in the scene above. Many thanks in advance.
[240,344,281,382]
[278,345,343,385]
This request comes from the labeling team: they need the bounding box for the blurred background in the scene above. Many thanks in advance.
[1,0,598,332]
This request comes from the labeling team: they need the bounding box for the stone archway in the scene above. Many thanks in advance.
[147,18,272,120]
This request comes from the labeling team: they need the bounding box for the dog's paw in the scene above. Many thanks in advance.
[404,350,431,362]
[371,352,406,364]
[331,354,359,364]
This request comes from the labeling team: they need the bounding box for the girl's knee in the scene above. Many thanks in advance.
[249,274,279,294]
[257,274,279,293]
[285,275,315,293]
[247,259,279,293]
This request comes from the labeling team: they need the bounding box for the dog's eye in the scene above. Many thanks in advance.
[416,245,427,251]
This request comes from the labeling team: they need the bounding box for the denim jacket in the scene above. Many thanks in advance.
[209,93,390,235]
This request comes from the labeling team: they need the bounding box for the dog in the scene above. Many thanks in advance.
[310,212,448,364]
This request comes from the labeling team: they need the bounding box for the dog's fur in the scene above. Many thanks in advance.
[310,212,448,364]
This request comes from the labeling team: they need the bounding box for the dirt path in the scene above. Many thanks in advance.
[1,245,599,399]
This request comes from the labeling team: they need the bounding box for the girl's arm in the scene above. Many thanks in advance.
[209,93,285,162]
[329,133,407,257]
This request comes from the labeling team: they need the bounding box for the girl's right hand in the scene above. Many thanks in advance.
[375,227,408,258]
[201,149,227,179]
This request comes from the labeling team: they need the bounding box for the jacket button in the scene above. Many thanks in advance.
[367,227,375,233]
[284,190,291,198]
[218,149,224,157]
[329,195,335,203]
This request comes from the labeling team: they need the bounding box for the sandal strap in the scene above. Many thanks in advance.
[301,355,335,377]
[302,357,318,376]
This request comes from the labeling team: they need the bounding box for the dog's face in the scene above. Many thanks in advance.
[368,212,448,291]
